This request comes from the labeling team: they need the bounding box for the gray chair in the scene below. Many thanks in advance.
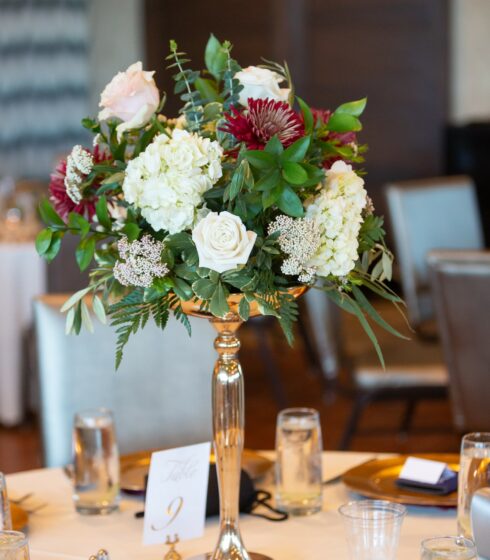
[428,250,490,432]
[34,294,215,467]
[386,176,484,331]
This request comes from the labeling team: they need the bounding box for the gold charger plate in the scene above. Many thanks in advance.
[342,453,460,507]
[11,503,28,531]
[120,449,273,493]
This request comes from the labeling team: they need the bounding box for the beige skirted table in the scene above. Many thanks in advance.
[7,451,457,560]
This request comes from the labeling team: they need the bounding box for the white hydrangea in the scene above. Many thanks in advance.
[122,128,223,234]
[305,160,367,278]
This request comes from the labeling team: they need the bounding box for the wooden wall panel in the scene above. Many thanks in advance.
[144,0,449,209]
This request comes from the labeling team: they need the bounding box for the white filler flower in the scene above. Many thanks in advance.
[123,129,223,234]
[305,160,367,278]
[192,211,257,273]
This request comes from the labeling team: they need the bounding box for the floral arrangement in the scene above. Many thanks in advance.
[36,35,404,367]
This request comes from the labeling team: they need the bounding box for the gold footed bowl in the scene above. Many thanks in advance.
[182,287,307,560]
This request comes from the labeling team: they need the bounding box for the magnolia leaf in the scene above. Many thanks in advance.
[282,161,308,185]
[244,150,276,170]
[335,97,367,117]
[297,97,314,133]
[326,113,362,133]
[92,295,107,324]
[95,196,111,230]
[205,34,227,80]
[121,222,141,241]
[35,229,52,255]
[277,186,304,217]
[76,236,96,271]
[43,231,63,262]
[281,136,310,163]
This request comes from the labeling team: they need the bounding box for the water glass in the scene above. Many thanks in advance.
[458,432,490,538]
[0,475,12,530]
[72,408,120,515]
[421,536,477,560]
[0,531,30,559]
[275,407,323,515]
[339,500,406,560]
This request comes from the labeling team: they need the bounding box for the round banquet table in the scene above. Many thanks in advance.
[7,451,457,560]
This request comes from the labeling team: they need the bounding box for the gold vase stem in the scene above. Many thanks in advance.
[210,317,249,560]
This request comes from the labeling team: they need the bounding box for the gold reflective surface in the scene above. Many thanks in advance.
[11,503,28,531]
[342,453,460,507]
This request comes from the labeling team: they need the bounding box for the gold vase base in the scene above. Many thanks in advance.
[188,554,274,560]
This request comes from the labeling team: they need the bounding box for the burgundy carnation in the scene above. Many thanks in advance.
[221,98,304,151]
[49,145,108,221]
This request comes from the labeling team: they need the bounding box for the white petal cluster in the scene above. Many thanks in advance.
[267,215,320,283]
[305,160,367,278]
[65,145,94,204]
[122,128,223,234]
[113,235,169,288]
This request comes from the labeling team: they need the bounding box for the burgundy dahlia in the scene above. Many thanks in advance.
[222,98,304,151]
[49,145,107,221]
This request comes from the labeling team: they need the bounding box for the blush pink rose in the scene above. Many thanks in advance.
[98,61,160,139]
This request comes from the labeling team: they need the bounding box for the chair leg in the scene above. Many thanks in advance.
[338,393,371,450]
[253,320,289,409]
[399,399,417,438]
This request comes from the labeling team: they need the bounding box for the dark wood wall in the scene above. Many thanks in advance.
[145,0,449,211]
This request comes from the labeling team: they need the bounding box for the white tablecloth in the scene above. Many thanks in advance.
[0,242,46,425]
[7,452,457,560]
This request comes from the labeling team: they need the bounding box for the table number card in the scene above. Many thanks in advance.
[399,457,446,484]
[143,442,211,546]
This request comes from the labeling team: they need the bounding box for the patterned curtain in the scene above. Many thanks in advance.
[0,0,90,179]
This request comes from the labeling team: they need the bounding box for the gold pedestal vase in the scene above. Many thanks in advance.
[183,287,306,560]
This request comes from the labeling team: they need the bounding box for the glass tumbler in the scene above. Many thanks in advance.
[421,536,477,560]
[339,500,406,560]
[72,408,120,515]
[0,531,30,560]
[0,474,12,530]
[275,407,323,515]
[457,432,490,538]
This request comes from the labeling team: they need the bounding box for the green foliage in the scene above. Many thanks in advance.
[167,40,204,131]
[358,215,385,253]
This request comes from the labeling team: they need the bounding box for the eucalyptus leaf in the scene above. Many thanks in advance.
[195,78,221,103]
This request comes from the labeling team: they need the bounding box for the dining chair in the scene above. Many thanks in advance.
[428,250,490,432]
[385,176,484,333]
[34,294,215,467]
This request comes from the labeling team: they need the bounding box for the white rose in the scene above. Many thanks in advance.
[234,66,290,108]
[192,211,257,273]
